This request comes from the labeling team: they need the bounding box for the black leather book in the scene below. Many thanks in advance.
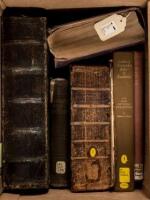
[50,78,69,188]
[2,16,49,190]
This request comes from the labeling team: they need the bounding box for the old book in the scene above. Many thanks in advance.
[71,65,113,192]
[0,0,146,10]
[134,52,144,183]
[47,8,145,68]
[113,52,134,191]
[2,16,49,190]
[144,1,150,197]
[50,78,69,188]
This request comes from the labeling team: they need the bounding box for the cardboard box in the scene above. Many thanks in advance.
[0,1,150,199]
[0,0,147,10]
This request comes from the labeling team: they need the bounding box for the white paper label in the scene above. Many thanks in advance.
[101,21,118,37]
[94,14,127,41]
[134,164,143,180]
[56,161,66,174]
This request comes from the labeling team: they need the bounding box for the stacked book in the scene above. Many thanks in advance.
[0,7,145,193]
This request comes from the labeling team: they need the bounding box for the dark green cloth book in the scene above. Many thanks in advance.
[50,78,70,188]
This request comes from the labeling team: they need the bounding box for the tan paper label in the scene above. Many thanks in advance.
[94,14,127,41]
[56,161,66,174]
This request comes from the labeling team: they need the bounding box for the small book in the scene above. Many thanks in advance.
[50,78,70,188]
[134,52,144,183]
[47,8,145,68]
[71,65,113,192]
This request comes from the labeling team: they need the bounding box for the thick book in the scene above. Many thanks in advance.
[50,78,69,188]
[71,65,113,192]
[134,52,144,183]
[113,52,134,191]
[2,16,49,190]
[47,8,145,68]
[0,0,146,9]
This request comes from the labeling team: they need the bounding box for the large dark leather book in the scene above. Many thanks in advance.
[50,78,69,188]
[134,52,144,183]
[71,65,112,192]
[113,52,134,191]
[2,16,49,190]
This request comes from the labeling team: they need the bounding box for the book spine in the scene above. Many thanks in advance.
[113,52,134,191]
[50,78,69,188]
[143,2,150,196]
[71,66,112,192]
[134,52,144,182]
[109,60,115,187]
[2,17,49,190]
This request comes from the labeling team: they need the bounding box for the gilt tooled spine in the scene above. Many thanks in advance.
[71,66,112,192]
[2,16,49,189]
[50,78,69,188]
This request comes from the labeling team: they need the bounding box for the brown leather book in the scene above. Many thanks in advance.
[2,16,49,190]
[113,52,134,191]
[134,52,144,183]
[50,78,70,188]
[71,65,112,192]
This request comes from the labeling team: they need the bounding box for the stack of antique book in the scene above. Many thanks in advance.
[0,6,145,193]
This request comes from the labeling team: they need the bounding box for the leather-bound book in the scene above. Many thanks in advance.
[71,65,112,192]
[2,16,49,190]
[134,52,144,183]
[50,78,69,188]
[113,52,134,191]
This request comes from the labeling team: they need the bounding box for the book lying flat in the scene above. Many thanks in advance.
[47,8,145,68]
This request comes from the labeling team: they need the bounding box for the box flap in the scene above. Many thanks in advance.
[0,0,147,10]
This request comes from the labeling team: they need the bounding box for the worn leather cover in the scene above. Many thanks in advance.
[50,78,69,188]
[2,16,49,190]
[71,66,112,192]
[113,52,134,191]
[48,8,145,68]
